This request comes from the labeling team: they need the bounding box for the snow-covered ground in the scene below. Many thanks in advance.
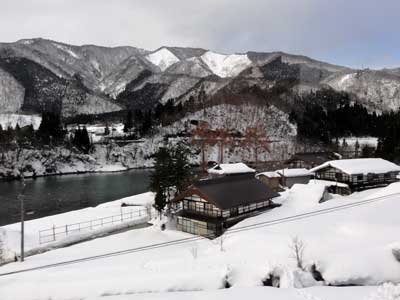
[201,51,252,78]
[336,136,379,148]
[0,113,41,130]
[82,285,398,300]
[146,48,180,71]
[0,182,400,300]
[0,192,154,260]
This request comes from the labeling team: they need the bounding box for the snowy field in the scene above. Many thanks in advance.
[0,113,41,130]
[337,136,379,148]
[0,192,154,260]
[0,183,399,300]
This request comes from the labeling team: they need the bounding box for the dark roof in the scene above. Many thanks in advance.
[176,174,279,210]
[286,152,336,165]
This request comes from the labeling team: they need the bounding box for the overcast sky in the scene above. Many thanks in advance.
[1,0,399,69]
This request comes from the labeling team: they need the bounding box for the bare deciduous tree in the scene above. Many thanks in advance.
[191,121,217,171]
[289,236,306,270]
[240,122,271,169]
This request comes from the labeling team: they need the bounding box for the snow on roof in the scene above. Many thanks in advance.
[276,168,313,178]
[256,171,280,178]
[310,158,400,175]
[208,163,255,175]
[309,179,349,188]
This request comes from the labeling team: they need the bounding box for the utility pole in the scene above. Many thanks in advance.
[19,174,26,262]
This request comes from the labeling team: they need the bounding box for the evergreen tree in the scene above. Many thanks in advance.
[341,138,348,149]
[104,123,110,135]
[171,143,192,195]
[123,110,133,133]
[37,112,64,145]
[0,124,4,144]
[361,145,376,158]
[354,140,360,157]
[72,126,92,154]
[150,147,172,215]
[150,144,192,215]
[153,190,166,217]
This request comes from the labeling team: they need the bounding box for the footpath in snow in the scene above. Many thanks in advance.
[0,183,400,300]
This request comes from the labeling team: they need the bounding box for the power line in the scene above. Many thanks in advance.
[0,191,397,277]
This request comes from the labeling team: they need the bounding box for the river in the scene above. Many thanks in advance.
[0,169,152,226]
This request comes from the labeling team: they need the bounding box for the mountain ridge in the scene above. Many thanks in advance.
[1,38,400,119]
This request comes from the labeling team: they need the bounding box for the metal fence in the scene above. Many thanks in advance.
[39,207,152,244]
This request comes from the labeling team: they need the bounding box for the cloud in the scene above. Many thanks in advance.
[0,0,399,68]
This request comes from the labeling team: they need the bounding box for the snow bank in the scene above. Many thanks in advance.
[0,192,154,259]
[278,183,327,210]
[0,113,41,129]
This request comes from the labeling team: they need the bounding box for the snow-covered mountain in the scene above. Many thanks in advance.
[325,70,400,112]
[200,51,252,78]
[146,48,180,71]
[0,38,400,120]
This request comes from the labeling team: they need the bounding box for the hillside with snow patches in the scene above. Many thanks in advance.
[200,51,253,78]
[1,38,400,120]
[1,182,400,299]
[146,48,180,71]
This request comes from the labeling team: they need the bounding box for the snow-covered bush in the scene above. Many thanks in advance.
[221,265,232,289]
[263,266,322,288]
[391,245,400,263]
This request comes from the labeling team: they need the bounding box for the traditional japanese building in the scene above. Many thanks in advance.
[286,152,340,169]
[310,158,400,191]
[256,171,282,192]
[276,168,313,188]
[173,174,279,238]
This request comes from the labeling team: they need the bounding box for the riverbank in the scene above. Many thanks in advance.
[0,142,159,181]
[0,169,152,226]
[0,163,151,182]
[0,192,155,263]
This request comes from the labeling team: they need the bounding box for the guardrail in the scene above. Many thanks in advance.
[38,207,152,244]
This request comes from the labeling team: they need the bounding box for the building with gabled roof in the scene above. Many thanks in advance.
[173,174,279,237]
[286,152,340,169]
[310,158,400,191]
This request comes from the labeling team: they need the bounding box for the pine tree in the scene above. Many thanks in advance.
[150,147,172,215]
[172,143,192,196]
[0,124,4,144]
[37,112,64,145]
[123,110,133,133]
[104,123,110,135]
[354,140,360,157]
[72,126,92,154]
[154,190,167,219]
[150,144,193,215]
